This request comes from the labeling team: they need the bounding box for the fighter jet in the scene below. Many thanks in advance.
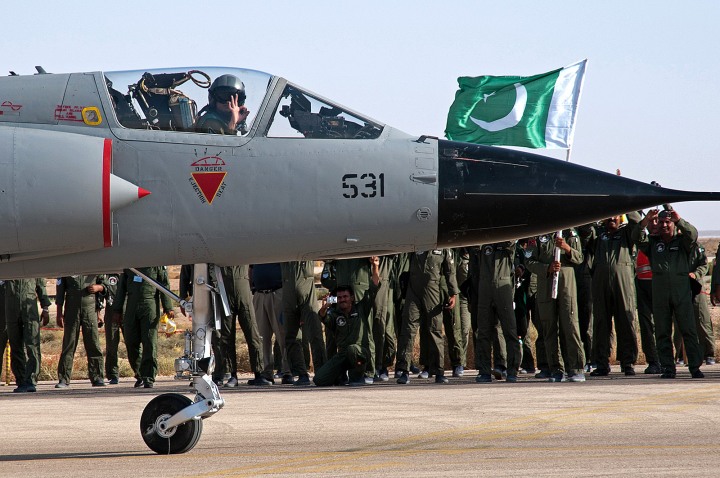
[0,65,717,454]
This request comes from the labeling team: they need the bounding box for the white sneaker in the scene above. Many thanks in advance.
[567,373,586,382]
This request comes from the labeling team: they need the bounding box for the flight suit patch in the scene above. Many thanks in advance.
[108,276,118,286]
[539,235,549,243]
[432,249,442,255]
[483,246,493,255]
[336,317,347,327]
[133,275,143,282]
[656,243,666,253]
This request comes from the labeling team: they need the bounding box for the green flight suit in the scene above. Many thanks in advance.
[330,258,376,377]
[281,261,326,376]
[102,274,122,381]
[313,283,378,386]
[712,243,720,301]
[633,219,703,373]
[194,108,246,135]
[372,256,394,372]
[471,242,522,377]
[56,275,106,384]
[450,248,471,368]
[582,214,640,371]
[215,265,265,381]
[526,231,585,377]
[390,253,410,365]
[673,244,715,360]
[113,267,173,385]
[5,279,51,387]
[396,249,458,377]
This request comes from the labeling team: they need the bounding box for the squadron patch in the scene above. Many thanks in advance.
[483,245,493,255]
[336,317,347,327]
[524,250,532,258]
[56,279,62,285]
[600,233,609,241]
[539,235,549,243]
[108,276,118,286]
[656,243,666,253]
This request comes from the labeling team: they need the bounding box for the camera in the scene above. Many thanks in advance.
[326,296,337,304]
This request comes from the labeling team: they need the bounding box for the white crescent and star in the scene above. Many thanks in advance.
[469,83,527,132]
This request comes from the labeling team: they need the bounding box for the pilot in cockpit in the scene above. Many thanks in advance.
[194,74,250,135]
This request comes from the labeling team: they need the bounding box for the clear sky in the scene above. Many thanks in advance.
[4,1,718,231]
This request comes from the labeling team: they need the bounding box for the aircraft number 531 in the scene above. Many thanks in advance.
[342,173,385,198]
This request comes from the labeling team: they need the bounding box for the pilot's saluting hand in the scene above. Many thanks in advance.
[227,93,249,131]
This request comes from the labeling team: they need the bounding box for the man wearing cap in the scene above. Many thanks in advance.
[633,209,703,379]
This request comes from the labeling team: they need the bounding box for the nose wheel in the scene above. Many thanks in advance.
[141,393,203,454]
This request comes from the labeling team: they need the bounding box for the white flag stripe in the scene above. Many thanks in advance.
[545,59,588,149]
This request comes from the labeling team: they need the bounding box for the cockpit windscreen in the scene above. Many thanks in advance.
[267,85,383,140]
[104,67,272,134]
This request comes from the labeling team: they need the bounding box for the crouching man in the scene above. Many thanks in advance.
[313,257,380,386]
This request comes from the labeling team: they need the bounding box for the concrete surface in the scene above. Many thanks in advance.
[2,367,720,477]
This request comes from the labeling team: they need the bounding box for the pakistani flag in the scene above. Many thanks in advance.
[445,59,587,149]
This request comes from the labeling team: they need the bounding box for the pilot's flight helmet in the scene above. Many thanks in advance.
[209,74,246,104]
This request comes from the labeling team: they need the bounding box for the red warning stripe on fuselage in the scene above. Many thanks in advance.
[103,138,112,247]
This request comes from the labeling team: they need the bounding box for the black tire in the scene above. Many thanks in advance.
[140,393,203,454]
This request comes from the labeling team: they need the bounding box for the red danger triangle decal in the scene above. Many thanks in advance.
[191,171,226,204]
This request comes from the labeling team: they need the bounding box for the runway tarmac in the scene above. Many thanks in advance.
[2,367,720,477]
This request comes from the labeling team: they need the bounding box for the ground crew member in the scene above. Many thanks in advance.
[514,240,536,374]
[371,256,394,381]
[580,213,640,376]
[674,243,715,364]
[281,261,326,385]
[448,248,471,377]
[55,275,107,388]
[5,279,51,393]
[636,250,661,373]
[633,209,704,379]
[395,249,458,384]
[102,274,122,384]
[711,243,720,306]
[220,266,270,386]
[327,258,377,381]
[251,263,290,381]
[471,242,522,383]
[0,281,7,382]
[574,227,594,372]
[314,259,380,386]
[112,267,174,388]
[526,231,586,382]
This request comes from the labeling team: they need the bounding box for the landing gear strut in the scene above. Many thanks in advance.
[132,264,225,454]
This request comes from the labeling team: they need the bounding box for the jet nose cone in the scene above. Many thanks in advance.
[436,140,720,246]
